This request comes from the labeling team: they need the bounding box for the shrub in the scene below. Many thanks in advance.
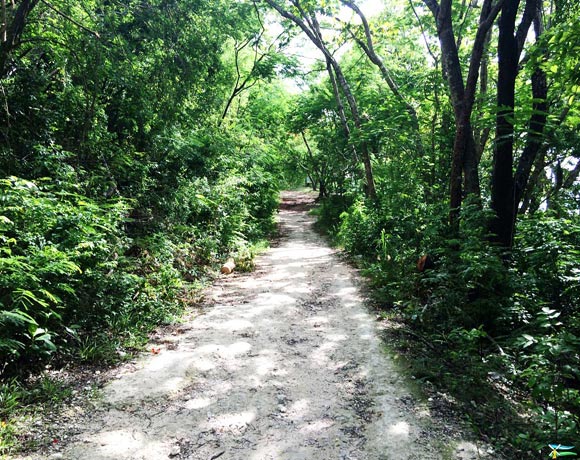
[0,177,128,372]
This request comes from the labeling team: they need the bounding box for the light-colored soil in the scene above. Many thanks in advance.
[15,191,493,460]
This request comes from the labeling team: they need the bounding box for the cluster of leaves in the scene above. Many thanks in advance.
[0,177,128,371]
[508,217,580,447]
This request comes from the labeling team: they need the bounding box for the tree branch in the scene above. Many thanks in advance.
[421,0,440,16]
[515,0,537,55]
[409,0,438,64]
[340,0,423,150]
[40,0,100,38]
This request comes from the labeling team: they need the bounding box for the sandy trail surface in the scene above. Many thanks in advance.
[18,191,488,460]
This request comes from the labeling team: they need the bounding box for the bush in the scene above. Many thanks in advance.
[0,177,128,372]
[505,214,580,448]
[312,193,353,237]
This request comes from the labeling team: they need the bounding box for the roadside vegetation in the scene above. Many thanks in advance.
[1,0,579,458]
[285,0,580,456]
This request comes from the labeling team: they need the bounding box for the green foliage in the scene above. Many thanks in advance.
[1,0,578,457]
[0,177,128,371]
[0,0,286,378]
[0,373,75,455]
[320,188,579,455]
[511,308,579,446]
[312,194,354,236]
[332,192,510,332]
[0,416,18,455]
[0,379,23,419]
[513,216,580,324]
[426,326,493,403]
[503,214,580,447]
[420,203,510,332]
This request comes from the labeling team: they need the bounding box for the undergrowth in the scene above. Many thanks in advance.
[315,192,580,459]
[0,373,79,455]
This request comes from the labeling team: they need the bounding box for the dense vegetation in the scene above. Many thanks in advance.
[0,0,579,457]
[0,1,292,451]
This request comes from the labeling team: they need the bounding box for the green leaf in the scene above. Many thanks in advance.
[521,334,536,347]
[0,310,38,326]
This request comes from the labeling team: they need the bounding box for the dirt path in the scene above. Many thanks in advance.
[17,191,490,460]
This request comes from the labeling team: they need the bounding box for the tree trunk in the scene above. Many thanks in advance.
[423,0,500,223]
[325,57,351,140]
[514,5,547,208]
[318,180,327,201]
[519,146,547,215]
[301,130,324,193]
[474,26,493,163]
[340,0,425,156]
[490,0,538,248]
[0,0,39,77]
[490,0,520,249]
[314,19,376,200]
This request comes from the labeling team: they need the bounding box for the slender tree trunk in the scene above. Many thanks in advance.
[519,146,547,215]
[340,0,425,156]
[301,130,321,193]
[325,57,351,140]
[490,0,538,248]
[521,101,571,214]
[546,161,563,212]
[474,27,493,163]
[316,31,376,199]
[423,0,500,223]
[318,180,327,200]
[514,4,547,207]
[545,160,580,210]
[514,69,547,205]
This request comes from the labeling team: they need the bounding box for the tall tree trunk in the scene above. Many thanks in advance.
[423,0,501,223]
[490,0,519,248]
[490,0,538,248]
